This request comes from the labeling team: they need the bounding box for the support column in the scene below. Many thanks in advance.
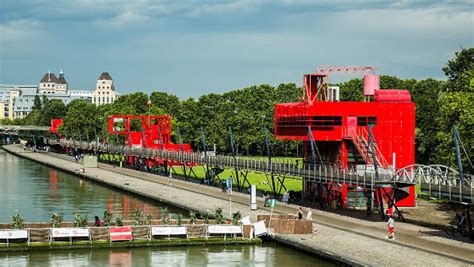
[340,141,348,170]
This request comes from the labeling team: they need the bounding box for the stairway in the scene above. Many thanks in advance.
[350,133,389,169]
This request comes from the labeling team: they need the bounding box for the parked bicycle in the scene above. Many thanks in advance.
[445,212,469,237]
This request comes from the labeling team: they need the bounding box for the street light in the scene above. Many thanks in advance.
[147,100,152,148]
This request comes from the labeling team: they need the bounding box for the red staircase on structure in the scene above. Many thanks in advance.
[349,127,390,169]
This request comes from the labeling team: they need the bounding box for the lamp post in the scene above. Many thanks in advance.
[147,100,152,148]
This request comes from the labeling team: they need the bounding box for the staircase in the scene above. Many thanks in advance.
[349,128,389,169]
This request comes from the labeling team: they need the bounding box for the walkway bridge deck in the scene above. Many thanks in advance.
[48,138,473,202]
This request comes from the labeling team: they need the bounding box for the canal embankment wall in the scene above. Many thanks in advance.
[2,145,473,266]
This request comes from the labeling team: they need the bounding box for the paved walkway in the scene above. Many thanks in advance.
[3,145,474,266]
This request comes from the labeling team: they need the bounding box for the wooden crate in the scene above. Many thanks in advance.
[29,228,50,242]
[186,225,207,238]
[132,226,149,240]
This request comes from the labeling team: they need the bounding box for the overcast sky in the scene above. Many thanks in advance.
[0,0,472,98]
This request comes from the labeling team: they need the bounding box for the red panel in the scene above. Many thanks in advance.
[109,226,132,241]
[374,89,411,102]
[50,119,63,134]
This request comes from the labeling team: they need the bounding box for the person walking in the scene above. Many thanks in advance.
[306,208,313,220]
[386,213,395,240]
[94,216,104,227]
[283,191,289,205]
[295,207,304,220]
[263,191,270,207]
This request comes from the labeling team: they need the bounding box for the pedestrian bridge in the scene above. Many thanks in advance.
[47,138,473,203]
[0,125,50,133]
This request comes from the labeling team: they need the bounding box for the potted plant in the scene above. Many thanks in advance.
[177,214,182,226]
[51,213,63,228]
[11,212,25,230]
[214,207,224,224]
[103,210,113,226]
[115,216,124,226]
[231,211,242,225]
[133,209,144,226]
[202,212,210,224]
[189,211,197,225]
[161,207,170,225]
[73,212,88,227]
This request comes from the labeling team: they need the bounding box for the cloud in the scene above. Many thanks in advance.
[0,19,44,43]
[0,0,471,96]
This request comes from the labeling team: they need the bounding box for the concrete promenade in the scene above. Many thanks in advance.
[3,145,474,266]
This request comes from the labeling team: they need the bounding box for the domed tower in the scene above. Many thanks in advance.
[56,69,68,94]
[93,72,117,106]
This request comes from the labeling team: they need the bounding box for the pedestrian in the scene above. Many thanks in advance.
[263,191,270,207]
[94,216,104,227]
[306,208,313,220]
[296,207,304,220]
[386,213,395,240]
[221,179,227,192]
[283,191,289,205]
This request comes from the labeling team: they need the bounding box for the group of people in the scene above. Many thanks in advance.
[74,154,84,162]
[295,207,313,220]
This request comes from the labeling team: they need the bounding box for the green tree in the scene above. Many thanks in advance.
[39,99,67,126]
[435,92,473,171]
[443,48,474,92]
[59,99,100,139]
[339,78,364,101]
[411,79,445,164]
[150,91,180,116]
[32,95,42,111]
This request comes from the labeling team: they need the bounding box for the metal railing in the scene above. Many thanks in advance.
[48,138,472,201]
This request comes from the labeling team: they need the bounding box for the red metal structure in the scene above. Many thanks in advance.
[50,119,63,136]
[107,115,191,152]
[274,67,416,207]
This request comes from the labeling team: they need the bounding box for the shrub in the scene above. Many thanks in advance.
[177,214,182,226]
[115,216,124,226]
[73,212,88,227]
[214,207,224,224]
[189,211,197,224]
[161,207,170,225]
[103,210,113,226]
[51,213,63,228]
[202,212,210,224]
[133,209,144,226]
[231,211,242,225]
[12,212,25,230]
[145,214,153,225]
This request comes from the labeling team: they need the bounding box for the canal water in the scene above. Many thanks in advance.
[0,149,332,266]
[0,149,183,222]
[0,244,333,266]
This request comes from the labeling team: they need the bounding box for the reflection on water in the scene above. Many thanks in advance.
[0,244,334,267]
[0,150,183,222]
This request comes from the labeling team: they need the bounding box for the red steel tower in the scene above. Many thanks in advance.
[274,66,416,206]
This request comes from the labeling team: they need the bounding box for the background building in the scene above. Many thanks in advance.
[92,72,117,106]
[0,70,119,120]
[0,84,37,120]
[38,70,68,94]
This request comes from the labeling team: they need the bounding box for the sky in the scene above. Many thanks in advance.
[0,0,472,99]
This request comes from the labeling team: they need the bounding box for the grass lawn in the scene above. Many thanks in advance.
[98,153,304,195]
[171,165,303,194]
